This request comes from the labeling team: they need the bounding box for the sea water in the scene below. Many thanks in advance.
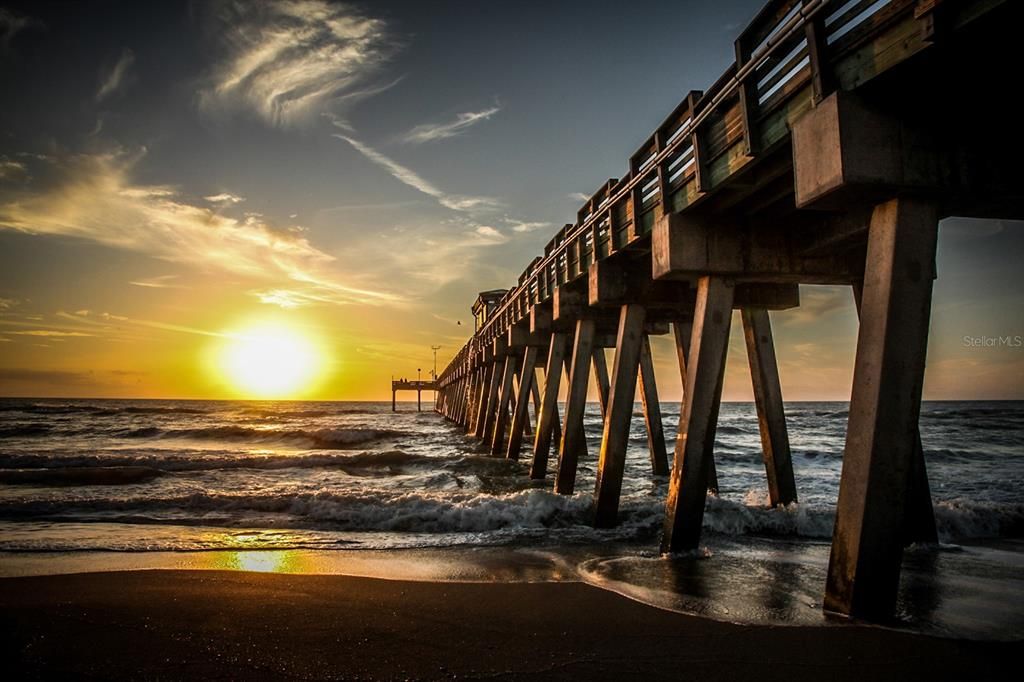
[1,398,1021,638]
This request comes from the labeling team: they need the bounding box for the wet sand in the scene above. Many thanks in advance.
[1,570,1018,680]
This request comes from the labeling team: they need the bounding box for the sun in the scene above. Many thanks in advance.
[217,323,325,398]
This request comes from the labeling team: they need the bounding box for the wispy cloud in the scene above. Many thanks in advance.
[401,106,500,144]
[506,219,551,234]
[204,192,245,205]
[567,192,590,202]
[0,8,41,49]
[199,0,395,127]
[96,48,135,101]
[129,275,186,289]
[334,134,499,213]
[0,149,404,307]
[10,330,94,338]
[0,157,27,181]
[470,225,508,244]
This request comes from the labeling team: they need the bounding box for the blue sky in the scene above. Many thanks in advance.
[0,0,1021,400]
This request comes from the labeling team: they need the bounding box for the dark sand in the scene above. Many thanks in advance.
[1,570,1018,680]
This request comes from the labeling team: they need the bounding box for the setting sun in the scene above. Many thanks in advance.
[216,323,325,398]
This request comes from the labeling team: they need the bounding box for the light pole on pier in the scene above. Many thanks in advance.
[431,345,441,404]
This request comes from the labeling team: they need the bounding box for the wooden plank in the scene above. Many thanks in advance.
[638,334,670,476]
[593,304,647,527]
[662,277,734,553]
[825,198,938,619]
[507,346,539,461]
[556,319,597,495]
[742,308,798,506]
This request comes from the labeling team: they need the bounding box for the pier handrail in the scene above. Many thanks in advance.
[437,0,948,382]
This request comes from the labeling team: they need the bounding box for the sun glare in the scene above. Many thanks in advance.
[217,323,324,398]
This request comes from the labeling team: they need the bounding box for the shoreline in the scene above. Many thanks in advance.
[3,569,1021,680]
[3,537,1023,643]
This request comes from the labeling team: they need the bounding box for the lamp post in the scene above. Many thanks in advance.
[417,368,422,412]
[431,345,441,404]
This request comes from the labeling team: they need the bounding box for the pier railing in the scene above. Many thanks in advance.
[440,0,933,367]
[430,0,1017,622]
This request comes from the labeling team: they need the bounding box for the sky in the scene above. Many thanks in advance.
[0,0,1021,401]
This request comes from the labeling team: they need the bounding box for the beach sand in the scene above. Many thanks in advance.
[1,570,1018,680]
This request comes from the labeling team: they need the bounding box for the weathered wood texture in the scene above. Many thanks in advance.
[662,277,734,553]
[593,304,647,527]
[638,335,669,476]
[741,308,798,506]
[556,319,596,495]
[531,332,568,479]
[825,198,939,619]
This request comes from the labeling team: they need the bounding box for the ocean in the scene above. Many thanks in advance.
[1,398,1022,638]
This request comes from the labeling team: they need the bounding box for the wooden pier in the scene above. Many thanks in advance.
[391,379,437,412]
[431,0,1023,621]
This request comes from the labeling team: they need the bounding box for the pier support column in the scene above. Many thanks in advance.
[472,365,492,438]
[480,357,504,445]
[592,349,610,419]
[593,304,647,527]
[530,375,551,442]
[556,319,596,494]
[825,198,939,619]
[490,352,519,456]
[662,276,734,553]
[742,308,798,506]
[531,332,568,479]
[851,285,938,547]
[673,318,719,493]
[638,334,670,476]
[507,346,539,460]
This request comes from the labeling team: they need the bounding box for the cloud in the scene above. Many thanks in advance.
[129,274,186,289]
[0,149,404,307]
[470,225,508,244]
[0,297,18,310]
[506,220,551,234]
[401,107,500,144]
[199,0,395,127]
[568,192,590,202]
[204,192,245,205]
[334,134,499,213]
[96,48,135,101]
[0,157,27,181]
[10,330,94,337]
[0,8,41,48]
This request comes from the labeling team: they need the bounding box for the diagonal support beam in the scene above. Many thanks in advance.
[638,334,670,476]
[741,308,798,506]
[556,319,596,494]
[662,277,734,553]
[479,359,503,443]
[490,353,519,456]
[531,332,568,479]
[826,198,940,619]
[851,284,937,547]
[673,319,719,493]
[593,304,647,527]
[507,346,539,460]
